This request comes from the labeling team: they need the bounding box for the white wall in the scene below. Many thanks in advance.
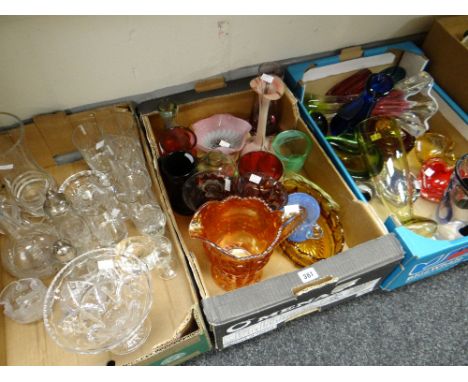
[0,15,435,119]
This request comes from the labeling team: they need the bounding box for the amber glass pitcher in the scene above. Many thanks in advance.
[189,196,305,291]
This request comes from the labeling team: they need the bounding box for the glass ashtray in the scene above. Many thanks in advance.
[43,248,152,355]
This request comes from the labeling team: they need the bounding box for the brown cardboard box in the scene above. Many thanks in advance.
[139,83,403,349]
[0,104,211,365]
[423,16,468,111]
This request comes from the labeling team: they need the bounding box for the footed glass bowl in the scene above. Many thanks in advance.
[43,248,152,355]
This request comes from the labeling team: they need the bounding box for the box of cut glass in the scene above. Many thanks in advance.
[285,41,468,291]
[138,77,403,350]
[0,104,211,365]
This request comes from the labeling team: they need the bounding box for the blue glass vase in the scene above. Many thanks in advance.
[329,73,394,137]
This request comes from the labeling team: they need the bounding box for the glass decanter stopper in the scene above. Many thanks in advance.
[0,112,56,216]
[330,73,394,137]
[157,100,197,156]
[43,189,95,254]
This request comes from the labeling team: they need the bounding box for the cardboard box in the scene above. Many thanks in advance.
[139,81,403,350]
[423,16,468,112]
[285,41,468,291]
[0,104,211,365]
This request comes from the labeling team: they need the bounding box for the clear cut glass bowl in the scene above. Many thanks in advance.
[43,247,152,355]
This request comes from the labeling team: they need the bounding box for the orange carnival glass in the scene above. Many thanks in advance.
[188,196,305,291]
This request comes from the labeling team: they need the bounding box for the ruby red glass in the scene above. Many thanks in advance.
[158,127,197,156]
[238,151,283,181]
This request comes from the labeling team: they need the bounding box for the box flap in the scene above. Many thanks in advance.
[202,234,403,326]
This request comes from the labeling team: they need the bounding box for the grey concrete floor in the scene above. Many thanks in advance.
[185,263,467,366]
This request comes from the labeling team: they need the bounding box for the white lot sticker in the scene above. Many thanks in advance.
[249,174,262,184]
[261,73,274,83]
[284,204,300,215]
[424,167,435,177]
[96,140,105,150]
[297,267,319,283]
[219,140,231,148]
[0,164,14,170]
[224,178,231,192]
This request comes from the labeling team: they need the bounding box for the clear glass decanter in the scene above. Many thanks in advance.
[0,209,59,279]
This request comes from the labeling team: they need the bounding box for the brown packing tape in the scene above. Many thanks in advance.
[33,112,76,157]
[195,77,227,93]
[292,276,337,296]
[339,46,363,62]
[23,122,56,169]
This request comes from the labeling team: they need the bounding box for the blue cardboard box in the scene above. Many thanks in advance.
[286,41,468,290]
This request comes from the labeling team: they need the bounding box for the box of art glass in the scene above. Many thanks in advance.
[0,104,211,365]
[285,41,468,291]
[138,77,403,350]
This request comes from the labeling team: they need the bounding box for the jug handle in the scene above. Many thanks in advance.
[278,205,307,243]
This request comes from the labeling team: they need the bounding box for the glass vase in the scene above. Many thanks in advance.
[0,112,56,216]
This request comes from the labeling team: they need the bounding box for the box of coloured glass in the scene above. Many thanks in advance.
[0,104,211,365]
[138,77,403,350]
[285,41,468,291]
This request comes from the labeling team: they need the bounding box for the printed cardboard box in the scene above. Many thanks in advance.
[138,80,403,350]
[285,41,468,291]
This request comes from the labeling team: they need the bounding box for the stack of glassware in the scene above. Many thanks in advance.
[0,109,178,356]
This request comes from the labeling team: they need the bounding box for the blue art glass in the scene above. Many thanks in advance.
[329,73,394,137]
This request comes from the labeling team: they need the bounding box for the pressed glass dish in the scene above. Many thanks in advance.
[280,174,345,267]
[43,248,152,355]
